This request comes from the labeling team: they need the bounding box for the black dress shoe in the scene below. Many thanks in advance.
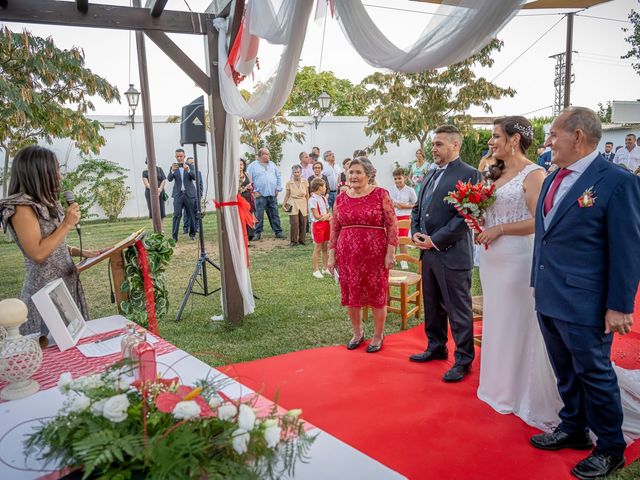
[442,364,471,382]
[366,336,384,353]
[409,348,448,363]
[347,334,365,350]
[571,451,625,480]
[530,427,593,451]
[275,233,285,239]
[253,234,261,241]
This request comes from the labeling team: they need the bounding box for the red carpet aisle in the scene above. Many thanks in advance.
[223,290,640,480]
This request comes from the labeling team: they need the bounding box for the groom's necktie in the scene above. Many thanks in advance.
[543,168,572,215]
[422,168,445,208]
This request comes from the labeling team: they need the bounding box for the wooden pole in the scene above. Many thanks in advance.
[563,12,574,109]
[204,20,245,324]
[133,0,162,234]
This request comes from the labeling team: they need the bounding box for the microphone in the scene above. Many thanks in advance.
[63,190,81,233]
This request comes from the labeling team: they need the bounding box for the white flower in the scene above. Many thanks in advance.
[231,428,250,455]
[113,376,134,391]
[263,423,281,448]
[237,404,256,431]
[217,403,237,421]
[102,394,130,423]
[58,372,73,393]
[286,409,302,418]
[76,374,103,391]
[90,398,107,416]
[208,395,223,409]
[172,400,201,420]
[67,393,90,413]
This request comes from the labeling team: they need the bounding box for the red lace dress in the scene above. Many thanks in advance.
[330,187,398,308]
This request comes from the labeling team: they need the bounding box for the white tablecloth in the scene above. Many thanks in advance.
[0,316,405,480]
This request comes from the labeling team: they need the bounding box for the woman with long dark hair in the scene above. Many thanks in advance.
[0,146,105,336]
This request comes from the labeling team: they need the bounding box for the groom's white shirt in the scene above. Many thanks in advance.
[544,149,598,227]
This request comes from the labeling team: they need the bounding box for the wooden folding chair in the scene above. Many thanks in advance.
[472,295,483,346]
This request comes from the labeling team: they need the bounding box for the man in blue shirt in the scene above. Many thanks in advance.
[537,146,552,171]
[247,148,284,240]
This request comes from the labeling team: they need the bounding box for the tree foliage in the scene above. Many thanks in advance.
[283,66,370,116]
[622,7,640,75]
[597,101,612,123]
[61,157,129,220]
[0,27,120,195]
[361,39,516,155]
[238,89,305,164]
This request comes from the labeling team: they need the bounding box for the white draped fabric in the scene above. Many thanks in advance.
[213,0,528,317]
[333,0,526,72]
[221,115,255,315]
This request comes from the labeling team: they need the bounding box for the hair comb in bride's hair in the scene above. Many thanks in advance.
[512,123,533,140]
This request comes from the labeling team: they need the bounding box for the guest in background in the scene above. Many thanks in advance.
[238,159,255,241]
[247,148,284,241]
[142,159,167,219]
[602,141,615,162]
[328,157,398,353]
[309,179,331,278]
[613,133,640,172]
[283,165,309,246]
[183,156,203,235]
[322,150,342,210]
[410,148,434,194]
[311,146,321,158]
[353,149,367,159]
[0,146,107,337]
[388,167,417,269]
[478,150,495,176]
[307,161,329,197]
[536,146,552,171]
[296,151,314,179]
[167,148,197,241]
[338,158,351,193]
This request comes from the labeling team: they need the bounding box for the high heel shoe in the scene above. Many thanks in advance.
[366,335,384,353]
[347,333,365,350]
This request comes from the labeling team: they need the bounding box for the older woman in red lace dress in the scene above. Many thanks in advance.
[327,157,398,353]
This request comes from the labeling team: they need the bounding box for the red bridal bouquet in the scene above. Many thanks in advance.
[444,180,496,249]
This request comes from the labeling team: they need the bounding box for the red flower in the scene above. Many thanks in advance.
[469,193,481,204]
[156,385,215,417]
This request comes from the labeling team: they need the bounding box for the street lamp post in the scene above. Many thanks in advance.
[124,84,140,129]
[313,91,331,129]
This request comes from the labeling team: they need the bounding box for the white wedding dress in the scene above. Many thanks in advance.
[477,164,640,442]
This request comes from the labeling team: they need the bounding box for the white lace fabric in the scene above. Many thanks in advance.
[484,164,542,229]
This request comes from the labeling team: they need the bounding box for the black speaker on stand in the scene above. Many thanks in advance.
[175,96,221,322]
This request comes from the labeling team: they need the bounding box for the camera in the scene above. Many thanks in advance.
[178,163,184,168]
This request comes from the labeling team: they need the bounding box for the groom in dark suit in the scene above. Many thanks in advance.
[530,107,640,479]
[409,125,481,382]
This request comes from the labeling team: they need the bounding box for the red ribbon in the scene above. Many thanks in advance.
[214,195,256,267]
[454,206,488,250]
[135,239,159,335]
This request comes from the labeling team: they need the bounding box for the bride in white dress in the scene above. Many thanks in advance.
[474,116,640,440]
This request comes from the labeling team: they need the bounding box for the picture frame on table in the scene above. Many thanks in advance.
[31,278,86,351]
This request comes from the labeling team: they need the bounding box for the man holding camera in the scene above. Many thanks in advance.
[167,148,197,241]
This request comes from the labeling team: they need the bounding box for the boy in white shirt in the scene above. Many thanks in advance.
[388,167,417,269]
[308,178,332,278]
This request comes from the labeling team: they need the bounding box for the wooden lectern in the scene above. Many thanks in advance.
[76,229,145,313]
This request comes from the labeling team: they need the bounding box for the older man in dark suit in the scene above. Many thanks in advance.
[409,125,481,383]
[530,107,640,479]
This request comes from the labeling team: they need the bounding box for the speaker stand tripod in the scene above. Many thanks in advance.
[175,145,221,322]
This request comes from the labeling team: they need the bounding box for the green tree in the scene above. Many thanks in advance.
[238,89,305,164]
[0,27,120,195]
[622,7,640,74]
[360,39,516,155]
[283,66,370,116]
[61,157,129,220]
[597,101,612,123]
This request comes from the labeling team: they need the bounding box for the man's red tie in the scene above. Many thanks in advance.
[543,168,572,215]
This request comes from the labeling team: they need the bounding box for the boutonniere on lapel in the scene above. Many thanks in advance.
[578,187,596,208]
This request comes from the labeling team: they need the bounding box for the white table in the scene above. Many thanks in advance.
[0,316,405,480]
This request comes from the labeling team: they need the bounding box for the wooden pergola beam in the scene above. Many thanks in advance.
[0,0,210,35]
[144,30,210,94]
[76,0,89,14]
[145,0,169,18]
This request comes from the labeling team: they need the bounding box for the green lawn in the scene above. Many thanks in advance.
[0,211,637,479]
